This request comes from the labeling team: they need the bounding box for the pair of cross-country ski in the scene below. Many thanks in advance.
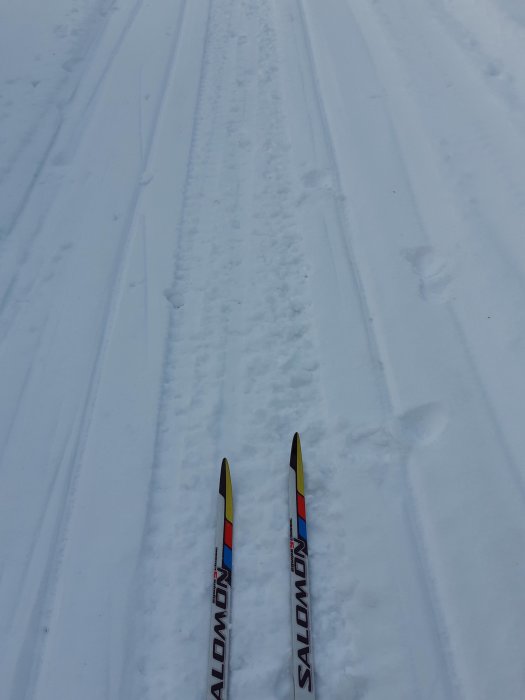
[207,432,315,699]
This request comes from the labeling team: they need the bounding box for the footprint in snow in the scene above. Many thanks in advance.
[164,289,184,309]
[394,402,448,447]
[346,424,404,486]
[345,402,448,483]
[139,171,154,186]
[301,168,331,189]
[296,168,345,208]
[485,61,502,78]
[403,245,453,304]
[62,56,82,73]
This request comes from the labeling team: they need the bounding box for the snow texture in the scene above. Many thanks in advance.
[1,0,525,698]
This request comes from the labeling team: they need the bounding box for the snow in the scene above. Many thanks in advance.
[1,0,525,698]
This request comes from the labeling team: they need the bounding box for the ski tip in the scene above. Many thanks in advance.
[290,433,305,497]
[219,458,233,523]
[219,458,230,493]
[290,432,301,469]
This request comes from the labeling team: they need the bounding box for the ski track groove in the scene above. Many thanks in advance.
[4,419,72,637]
[131,1,336,697]
[55,0,148,164]
[372,0,525,291]
[427,0,525,131]
[353,2,525,695]
[0,0,147,342]
[0,325,46,472]
[140,214,150,358]
[0,0,186,348]
[128,0,217,695]
[342,1,525,695]
[205,16,246,458]
[12,2,191,697]
[294,0,392,418]
[231,3,334,695]
[0,117,62,246]
[424,7,525,277]
[449,313,525,503]
[362,0,525,503]
[267,4,371,694]
[0,0,139,244]
[296,2,465,697]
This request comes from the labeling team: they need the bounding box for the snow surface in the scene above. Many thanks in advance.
[1,0,525,698]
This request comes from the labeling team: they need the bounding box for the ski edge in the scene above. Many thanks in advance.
[207,458,233,700]
[289,432,315,698]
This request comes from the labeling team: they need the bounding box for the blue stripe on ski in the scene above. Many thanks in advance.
[223,544,233,570]
[298,516,307,541]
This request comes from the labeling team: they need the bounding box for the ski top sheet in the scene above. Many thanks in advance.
[207,458,233,700]
[289,433,315,698]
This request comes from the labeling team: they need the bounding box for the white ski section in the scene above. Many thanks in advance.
[1,1,525,699]
[289,444,315,699]
[207,465,232,700]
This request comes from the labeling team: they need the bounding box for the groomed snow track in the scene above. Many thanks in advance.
[1,1,525,699]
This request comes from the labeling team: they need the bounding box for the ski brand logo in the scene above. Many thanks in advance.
[210,566,230,700]
[292,537,312,692]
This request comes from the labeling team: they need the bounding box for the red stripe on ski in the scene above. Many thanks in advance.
[224,519,233,549]
[297,493,306,520]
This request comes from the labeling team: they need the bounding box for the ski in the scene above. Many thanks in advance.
[289,433,315,698]
[207,458,233,700]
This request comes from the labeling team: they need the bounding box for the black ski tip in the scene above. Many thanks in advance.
[219,458,229,497]
[290,432,300,470]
